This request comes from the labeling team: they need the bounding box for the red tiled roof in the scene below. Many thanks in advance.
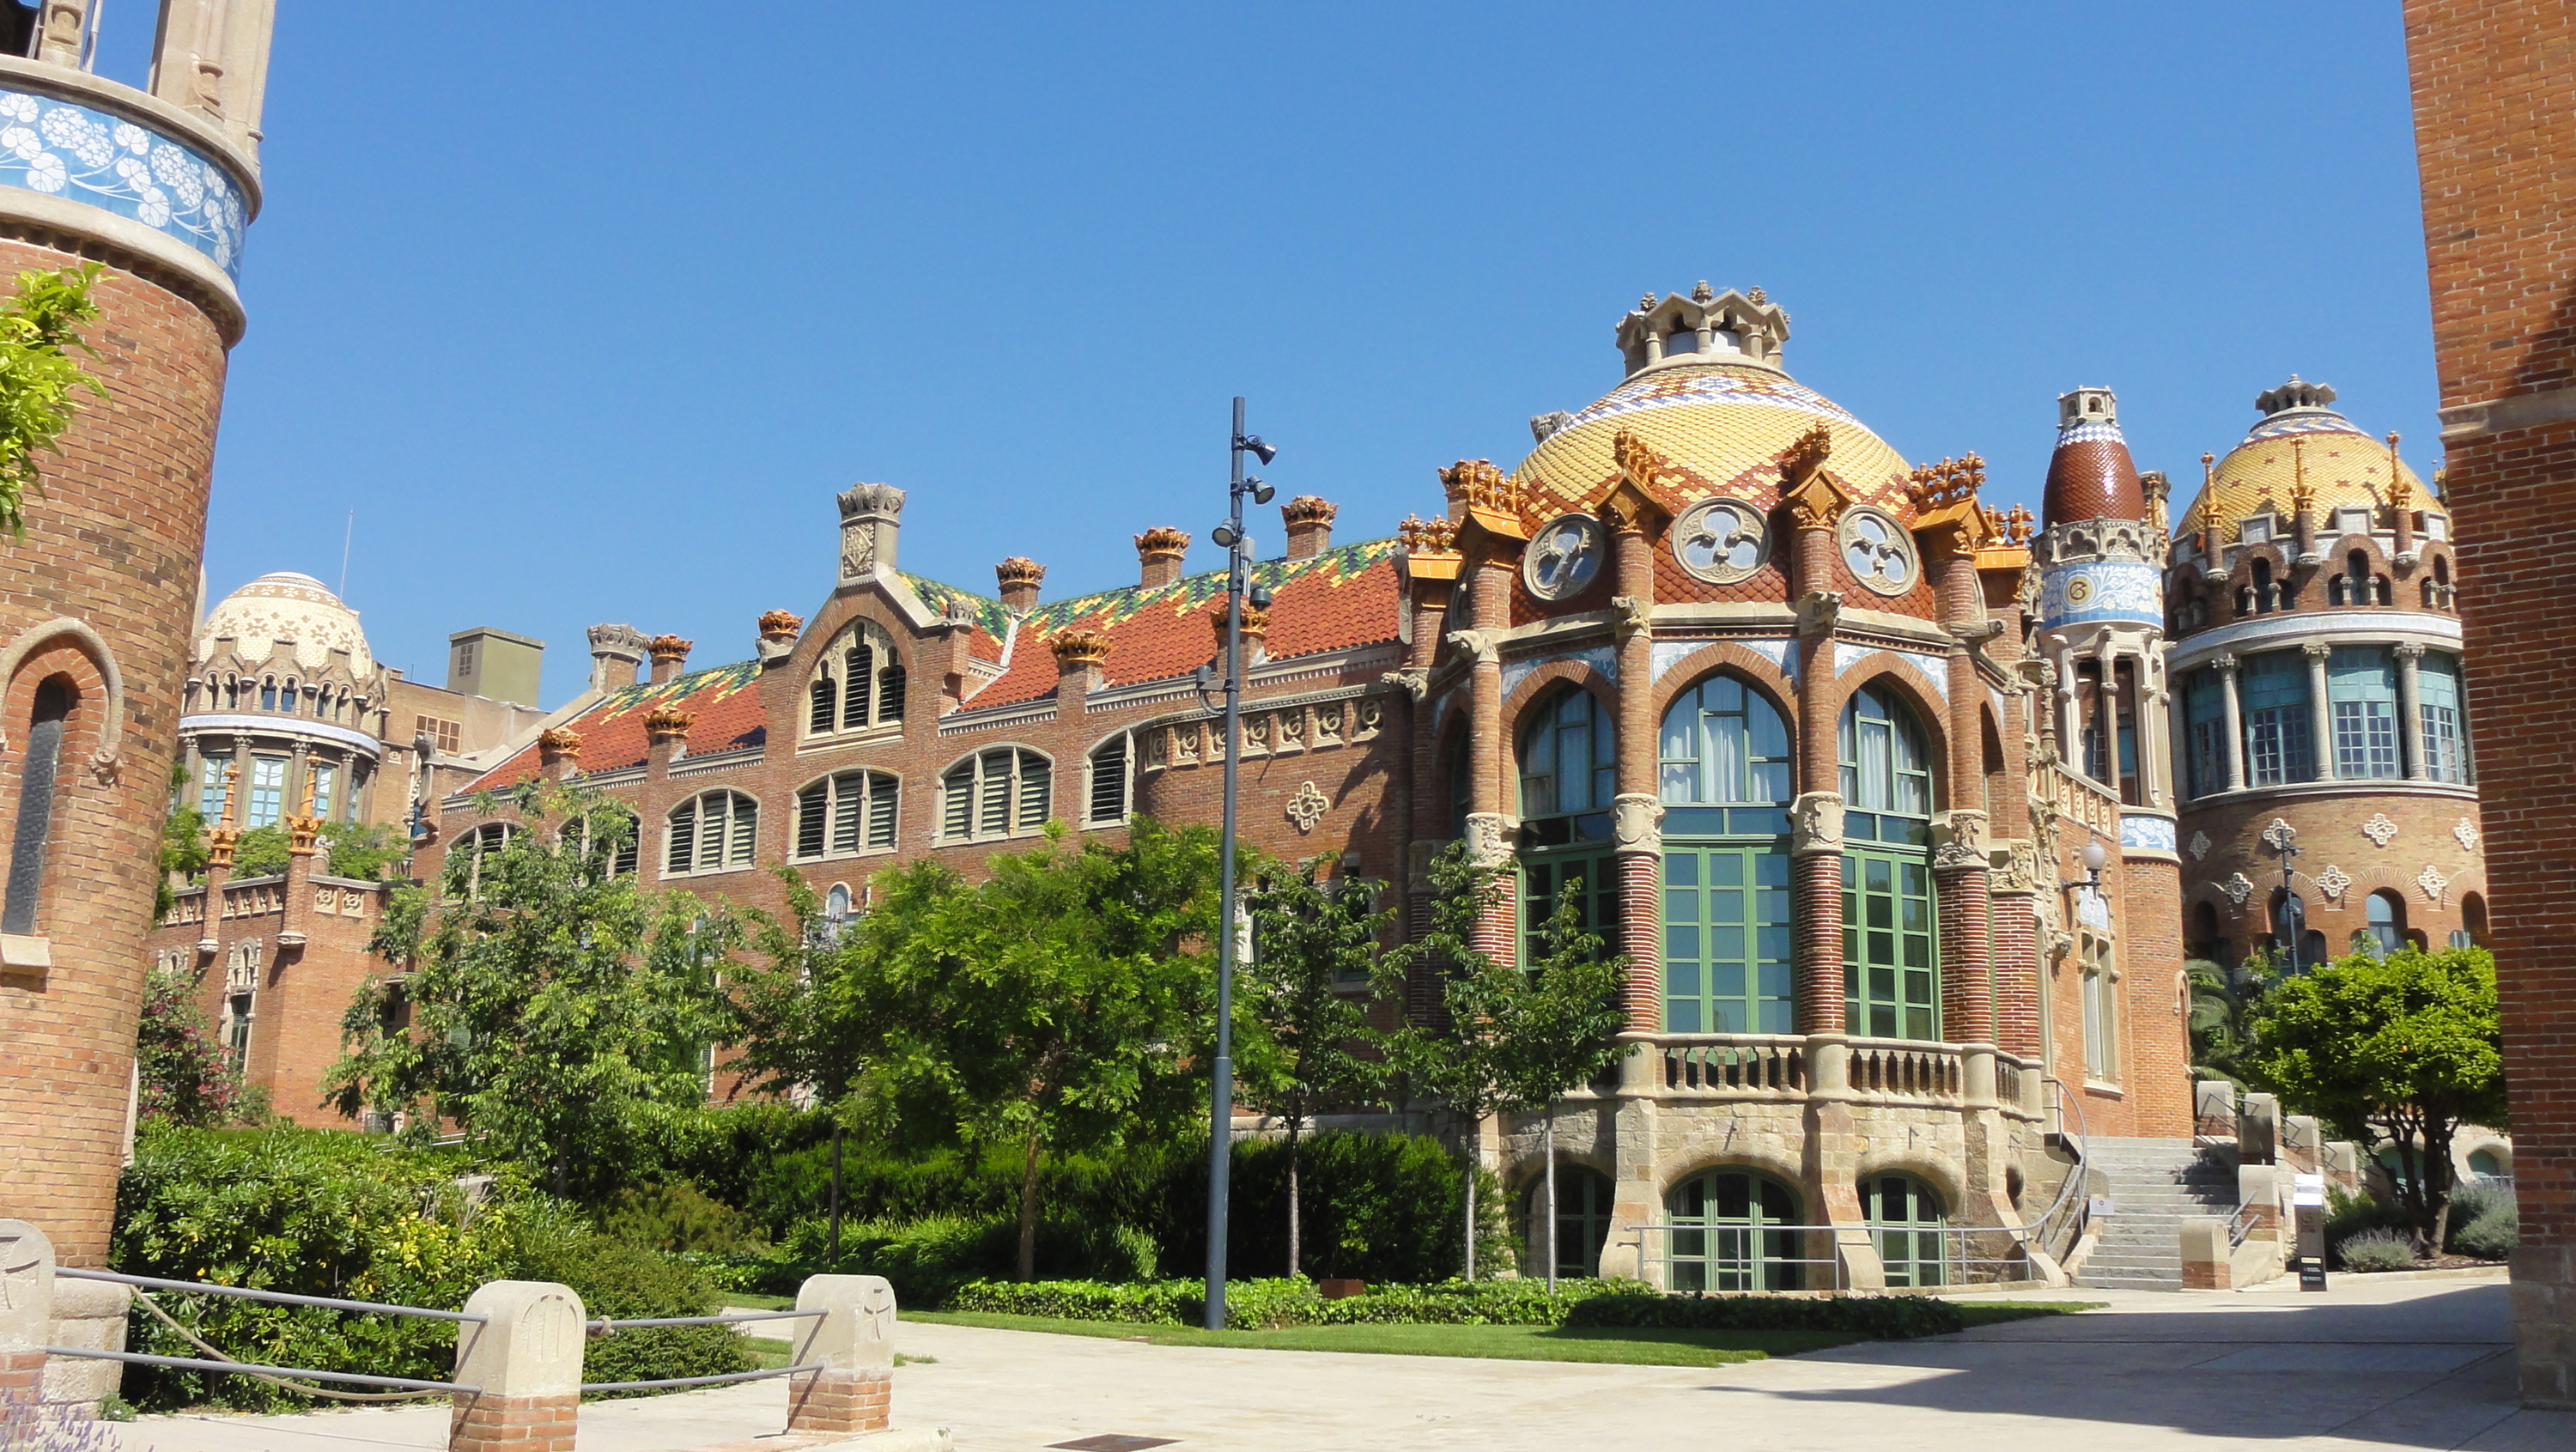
[465,660,768,790]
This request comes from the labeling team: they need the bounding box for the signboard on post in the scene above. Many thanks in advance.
[2293,1172,2327,1291]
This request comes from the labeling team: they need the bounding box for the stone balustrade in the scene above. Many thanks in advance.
[1628,1032,2037,1119]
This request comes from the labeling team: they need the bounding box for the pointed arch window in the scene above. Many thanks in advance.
[667,790,758,876]
[1840,684,1937,1040]
[806,623,908,739]
[563,806,641,879]
[1658,673,1794,1034]
[941,748,1051,841]
[3,677,71,935]
[794,770,898,860]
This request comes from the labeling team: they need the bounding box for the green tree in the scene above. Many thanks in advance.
[1240,852,1392,1278]
[2188,951,2278,1088]
[155,760,209,919]
[2249,945,2506,1248]
[325,784,733,1197]
[134,959,255,1126]
[1498,873,1628,1290]
[229,823,290,878]
[321,820,409,881]
[0,262,108,537]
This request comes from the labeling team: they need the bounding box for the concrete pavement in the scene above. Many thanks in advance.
[103,1271,2574,1451]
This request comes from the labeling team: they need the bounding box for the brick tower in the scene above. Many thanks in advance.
[2403,0,2576,1409]
[0,0,275,1285]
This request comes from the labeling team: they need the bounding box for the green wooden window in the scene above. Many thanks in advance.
[1520,1167,1615,1280]
[1663,846,1792,1033]
[1861,1175,1948,1287]
[1844,850,1936,1039]
[1664,1169,1806,1291]
[2418,653,2467,783]
[1522,850,1617,961]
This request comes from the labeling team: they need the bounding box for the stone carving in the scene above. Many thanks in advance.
[1931,810,1989,872]
[1790,792,1844,856]
[1397,513,1460,556]
[1285,781,1328,834]
[1673,497,1769,584]
[1524,513,1606,600]
[2221,872,2256,908]
[2416,864,2449,903]
[1611,593,1651,640]
[1049,630,1111,667]
[2188,830,2211,861]
[2454,818,2481,853]
[1379,666,1430,702]
[839,525,874,579]
[1462,812,1516,870]
[1838,506,1917,595]
[88,748,118,785]
[643,706,695,738]
[757,609,803,641]
[2361,812,2398,848]
[1443,629,1502,665]
[1612,794,1665,853]
[2045,928,2075,963]
[1988,839,2039,894]
[1439,459,1524,519]
[1795,589,1842,637]
[2261,817,2298,853]
[2314,863,2351,901]
[1529,410,1575,445]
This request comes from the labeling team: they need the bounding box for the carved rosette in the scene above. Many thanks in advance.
[1285,781,1329,834]
[1463,812,1518,871]
[2313,863,2351,901]
[1050,630,1111,668]
[1612,794,1665,854]
[2221,872,2256,908]
[1790,792,1845,857]
[643,706,696,740]
[1930,810,1990,873]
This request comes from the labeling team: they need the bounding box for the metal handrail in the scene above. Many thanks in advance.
[57,1267,489,1323]
[588,1309,823,1334]
[580,1362,825,1394]
[45,1346,477,1394]
[1627,1221,2045,1287]
[2019,1077,2093,1261]
[2227,1194,2267,1249]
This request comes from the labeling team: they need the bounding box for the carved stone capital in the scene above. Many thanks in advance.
[1463,813,1518,870]
[1612,794,1665,854]
[1379,665,1431,702]
[1791,792,1845,856]
[1611,593,1651,641]
[2301,641,2333,660]
[2212,653,2239,675]
[1795,589,1842,638]
[1931,810,1990,873]
[1444,628,1503,666]
[2393,641,2426,663]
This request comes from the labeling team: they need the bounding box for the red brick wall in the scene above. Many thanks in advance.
[0,240,231,1267]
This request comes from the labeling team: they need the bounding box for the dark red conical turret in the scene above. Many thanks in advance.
[2042,386,2147,526]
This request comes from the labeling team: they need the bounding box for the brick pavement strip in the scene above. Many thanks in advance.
[98,1274,2574,1452]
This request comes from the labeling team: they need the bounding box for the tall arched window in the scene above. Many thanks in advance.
[942,748,1051,841]
[2365,890,2406,957]
[1518,1166,1614,1280]
[1518,689,1617,955]
[806,623,908,739]
[666,790,758,876]
[1659,674,1793,1033]
[794,770,897,860]
[1861,1174,1948,1287]
[1664,1169,1805,1291]
[1840,685,1937,1040]
[2419,653,2468,783]
[457,821,517,897]
[3,677,71,935]
[563,806,641,879]
[2461,892,2488,948]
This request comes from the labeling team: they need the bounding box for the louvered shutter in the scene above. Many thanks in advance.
[797,782,829,860]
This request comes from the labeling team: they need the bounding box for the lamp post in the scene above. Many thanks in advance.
[2277,838,2305,975]
[1194,396,1274,1331]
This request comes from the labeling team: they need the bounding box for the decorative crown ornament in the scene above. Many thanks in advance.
[643,706,695,738]
[646,635,692,663]
[836,482,905,519]
[1397,513,1459,555]
[757,610,803,641]
[1280,496,1338,527]
[1438,459,1522,515]
[995,557,1047,590]
[1211,603,1269,645]
[1906,454,1986,512]
[538,726,585,757]
[1049,629,1111,667]
[1133,526,1191,560]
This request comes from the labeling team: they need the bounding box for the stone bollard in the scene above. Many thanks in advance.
[0,1220,54,1402]
[2179,1216,2231,1291]
[2239,1092,2280,1164]
[787,1274,897,1438]
[2282,1115,2323,1171]
[451,1281,585,1452]
[2194,1079,2237,1139]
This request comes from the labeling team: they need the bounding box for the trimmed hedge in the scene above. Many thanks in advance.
[951,1277,1633,1331]
[1562,1291,1967,1339]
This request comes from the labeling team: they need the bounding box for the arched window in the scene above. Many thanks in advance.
[457,821,517,896]
[2365,890,2406,957]
[1660,674,1793,1033]
[1664,1169,1805,1291]
[258,677,277,711]
[1861,1174,1949,1287]
[2419,653,2468,783]
[2348,550,2372,607]
[2467,1148,2505,1180]
[563,805,641,879]
[666,790,758,875]
[245,755,287,829]
[794,770,897,860]
[806,623,907,739]
[2251,557,2275,615]
[1086,734,1130,828]
[1841,684,1937,1039]
[2240,651,2317,786]
[1518,689,1618,956]
[3,677,71,935]
[2188,902,2226,966]
[941,748,1051,841]
[1444,725,1470,840]
[1518,1166,1614,1280]
[2328,647,2399,780]
[2461,892,2488,948]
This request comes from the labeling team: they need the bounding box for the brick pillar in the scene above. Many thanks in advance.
[1464,554,1516,968]
[1608,512,1662,1031]
[450,1281,583,1452]
[1789,501,1846,1036]
[1930,540,1995,1051]
[1991,884,2042,1059]
[1397,534,1455,1024]
[0,1220,56,1402]
[787,1274,896,1438]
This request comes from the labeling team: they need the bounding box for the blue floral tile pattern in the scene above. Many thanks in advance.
[2038,560,2161,628]
[0,88,246,277]
[2120,813,2178,853]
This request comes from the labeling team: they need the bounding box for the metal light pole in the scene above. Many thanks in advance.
[2279,838,2305,975]
[1197,397,1275,1331]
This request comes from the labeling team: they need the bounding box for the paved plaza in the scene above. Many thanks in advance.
[104,1272,2573,1452]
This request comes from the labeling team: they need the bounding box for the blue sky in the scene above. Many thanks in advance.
[109,3,2431,705]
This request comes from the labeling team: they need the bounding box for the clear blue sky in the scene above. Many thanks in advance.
[109,3,2433,706]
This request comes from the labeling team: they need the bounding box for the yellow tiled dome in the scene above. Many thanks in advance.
[1514,361,1914,517]
[2181,390,2436,544]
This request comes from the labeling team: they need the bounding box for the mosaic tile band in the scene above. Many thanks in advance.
[2120,813,2178,852]
[0,88,247,277]
[2038,560,2160,628]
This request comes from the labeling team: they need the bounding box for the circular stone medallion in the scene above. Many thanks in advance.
[1524,514,1606,600]
[1838,506,1917,595]
[1672,497,1770,584]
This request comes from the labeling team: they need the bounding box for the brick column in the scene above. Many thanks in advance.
[1398,519,1461,1024]
[1788,493,1846,1037]
[787,1275,897,1437]
[1464,554,1516,968]
[1607,511,1662,1032]
[449,1281,583,1452]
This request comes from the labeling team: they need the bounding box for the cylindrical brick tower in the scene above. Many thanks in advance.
[0,1,274,1275]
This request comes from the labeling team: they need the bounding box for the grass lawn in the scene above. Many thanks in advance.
[1952,1300,2109,1327]
[904,1310,1856,1366]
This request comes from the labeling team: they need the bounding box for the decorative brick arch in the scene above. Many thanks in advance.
[1499,657,1615,738]
[0,616,124,769]
[1648,640,1796,724]
[1823,650,1954,809]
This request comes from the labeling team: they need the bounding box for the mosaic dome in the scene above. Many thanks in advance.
[194,571,375,680]
[2181,379,2435,543]
[1512,359,1914,518]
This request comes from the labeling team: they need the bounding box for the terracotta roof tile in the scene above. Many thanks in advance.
[465,661,768,790]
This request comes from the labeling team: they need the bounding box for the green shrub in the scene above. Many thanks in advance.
[598,1181,770,1255]
[768,1215,1158,1305]
[2335,1228,2417,1272]
[2443,1180,2510,1235]
[2324,1185,2408,1248]
[951,1276,1655,1330]
[2446,1182,2518,1261]
[1563,1291,1966,1339]
[513,1231,751,1394]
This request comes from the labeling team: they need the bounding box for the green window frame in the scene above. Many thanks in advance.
[2329,646,2400,781]
[1664,1169,1806,1291]
[1520,1166,1615,1280]
[1522,849,1618,963]
[1663,845,1792,1033]
[2418,653,2468,783]
[1861,1174,1948,1287]
[1844,849,1937,1039]
[1519,688,1615,847]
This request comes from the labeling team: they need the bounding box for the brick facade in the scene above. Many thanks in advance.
[2404,0,2576,1405]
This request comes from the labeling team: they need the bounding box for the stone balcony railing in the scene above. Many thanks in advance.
[1624,1031,2043,1120]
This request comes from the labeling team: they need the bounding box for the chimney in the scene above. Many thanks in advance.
[1282,496,1337,560]
[1051,629,1110,702]
[996,557,1045,613]
[838,483,906,582]
[647,635,692,684]
[756,609,803,667]
[538,726,584,782]
[644,706,694,775]
[1212,602,1268,666]
[1134,528,1190,588]
[586,623,648,694]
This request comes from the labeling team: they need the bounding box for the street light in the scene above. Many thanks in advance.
[1200,396,1276,1332]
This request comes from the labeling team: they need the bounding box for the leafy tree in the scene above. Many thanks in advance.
[155,760,208,919]
[0,262,108,537]
[134,960,257,1126]
[321,820,409,881]
[1498,874,1628,1290]
[2249,945,2506,1248]
[726,867,891,1109]
[229,823,290,878]
[2187,952,2278,1088]
[1240,852,1392,1278]
[325,784,734,1197]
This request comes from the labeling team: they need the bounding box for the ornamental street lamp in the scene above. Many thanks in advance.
[1192,396,1275,1331]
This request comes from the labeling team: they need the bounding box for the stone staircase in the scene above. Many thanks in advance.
[2075,1137,2239,1291]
